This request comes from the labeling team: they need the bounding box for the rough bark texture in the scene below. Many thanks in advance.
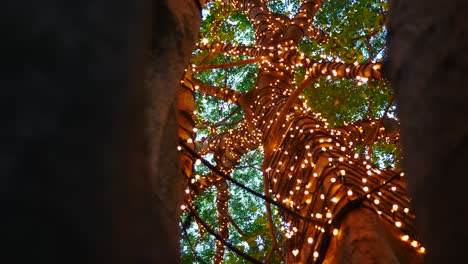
[4,1,200,263]
[324,208,423,264]
[387,0,468,263]
[146,1,201,262]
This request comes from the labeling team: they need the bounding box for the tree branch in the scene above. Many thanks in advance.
[263,172,285,263]
[196,123,260,169]
[214,177,230,263]
[366,96,396,156]
[192,78,242,103]
[305,61,383,80]
[182,223,208,264]
[198,106,242,129]
[305,25,329,43]
[334,117,400,150]
[284,0,324,43]
[225,211,245,236]
[244,0,277,43]
[186,202,264,264]
[198,42,259,58]
[194,57,263,72]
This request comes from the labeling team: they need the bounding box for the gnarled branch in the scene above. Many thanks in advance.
[192,78,242,103]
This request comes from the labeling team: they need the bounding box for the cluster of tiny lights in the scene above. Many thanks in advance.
[178,0,424,263]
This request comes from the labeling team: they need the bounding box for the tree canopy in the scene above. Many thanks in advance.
[178,0,423,263]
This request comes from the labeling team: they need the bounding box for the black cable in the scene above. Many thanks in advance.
[180,140,321,225]
[186,202,264,264]
[182,221,208,264]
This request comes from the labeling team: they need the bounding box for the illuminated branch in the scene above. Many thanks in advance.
[285,0,323,42]
[186,172,219,202]
[293,0,323,26]
[192,78,242,103]
[275,49,382,80]
[179,71,197,200]
[244,0,277,42]
[193,57,262,72]
[305,25,329,43]
[200,0,244,9]
[198,106,242,129]
[305,61,382,80]
[264,171,285,263]
[198,42,260,58]
[214,178,229,263]
[196,123,260,169]
[333,117,400,149]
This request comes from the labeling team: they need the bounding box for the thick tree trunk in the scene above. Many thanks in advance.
[387,1,468,263]
[324,208,423,264]
[146,1,201,262]
[3,1,200,263]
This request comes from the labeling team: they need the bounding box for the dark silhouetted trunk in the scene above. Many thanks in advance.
[387,0,468,263]
[3,1,200,263]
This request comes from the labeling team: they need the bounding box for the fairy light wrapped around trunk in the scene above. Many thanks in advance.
[181,0,425,263]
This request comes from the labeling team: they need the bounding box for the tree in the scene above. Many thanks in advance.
[4,1,200,263]
[179,0,424,263]
[387,0,468,263]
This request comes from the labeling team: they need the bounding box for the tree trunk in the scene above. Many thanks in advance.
[387,0,468,263]
[3,1,200,263]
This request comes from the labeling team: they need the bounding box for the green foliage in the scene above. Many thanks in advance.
[300,0,388,63]
[182,149,285,263]
[303,78,394,126]
[200,1,255,45]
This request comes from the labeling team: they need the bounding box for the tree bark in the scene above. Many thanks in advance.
[387,1,468,263]
[3,1,200,263]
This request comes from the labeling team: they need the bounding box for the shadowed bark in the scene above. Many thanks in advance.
[387,0,468,263]
[3,1,200,263]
